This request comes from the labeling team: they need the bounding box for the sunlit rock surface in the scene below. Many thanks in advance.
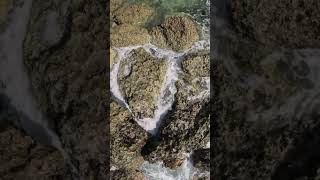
[151,16,199,52]
[118,48,168,119]
[111,24,151,47]
[113,3,154,25]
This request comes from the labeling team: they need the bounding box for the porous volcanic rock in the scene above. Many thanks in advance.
[111,24,151,47]
[113,3,154,25]
[150,16,199,52]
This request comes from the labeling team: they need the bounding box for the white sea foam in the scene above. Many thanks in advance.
[140,153,209,180]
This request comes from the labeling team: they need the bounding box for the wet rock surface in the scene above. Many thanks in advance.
[231,0,320,48]
[118,48,168,119]
[191,149,209,172]
[110,101,148,171]
[151,16,200,52]
[141,52,210,168]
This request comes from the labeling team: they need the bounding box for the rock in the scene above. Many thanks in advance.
[111,169,147,180]
[179,52,210,103]
[118,48,168,119]
[23,0,108,179]
[141,52,209,167]
[212,36,320,179]
[110,48,118,68]
[113,3,154,25]
[24,0,70,60]
[111,101,148,171]
[0,125,69,179]
[111,24,151,47]
[151,16,199,52]
[231,0,320,48]
[191,149,210,172]
[182,52,210,78]
[163,158,185,169]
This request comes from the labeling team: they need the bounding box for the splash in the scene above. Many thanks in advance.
[140,153,209,179]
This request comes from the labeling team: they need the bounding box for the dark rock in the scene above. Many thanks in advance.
[213,35,320,180]
[231,0,320,48]
[192,149,209,172]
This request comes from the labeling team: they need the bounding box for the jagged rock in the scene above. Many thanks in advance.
[118,48,168,119]
[113,3,154,25]
[111,101,148,171]
[150,16,199,52]
[231,0,320,48]
[182,52,210,78]
[23,1,107,179]
[111,24,151,47]
[0,125,69,179]
[191,149,209,172]
[178,52,210,104]
[141,52,209,168]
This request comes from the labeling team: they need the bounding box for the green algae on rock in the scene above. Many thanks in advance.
[118,48,168,119]
[111,24,151,47]
[111,101,148,172]
[150,16,199,52]
[113,3,154,25]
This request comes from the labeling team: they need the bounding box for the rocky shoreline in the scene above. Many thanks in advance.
[110,0,210,179]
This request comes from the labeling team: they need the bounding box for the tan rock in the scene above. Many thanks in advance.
[151,16,199,52]
[118,48,168,119]
[110,48,118,68]
[111,24,151,47]
[113,3,154,25]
